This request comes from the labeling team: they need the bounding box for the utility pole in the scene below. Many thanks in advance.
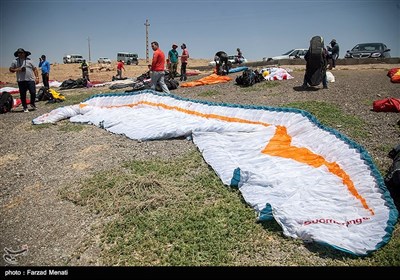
[144,19,150,63]
[87,37,91,63]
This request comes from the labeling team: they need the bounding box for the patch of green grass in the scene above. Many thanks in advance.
[58,122,85,132]
[31,123,54,130]
[283,101,369,139]
[30,118,84,132]
[39,93,89,111]
[198,90,220,97]
[61,149,400,266]
[62,151,288,265]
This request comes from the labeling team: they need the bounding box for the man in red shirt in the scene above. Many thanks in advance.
[150,41,170,94]
[116,60,125,79]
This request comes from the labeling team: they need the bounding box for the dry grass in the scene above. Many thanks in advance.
[0,58,211,85]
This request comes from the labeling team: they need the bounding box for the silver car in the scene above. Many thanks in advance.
[263,49,308,62]
[98,57,111,64]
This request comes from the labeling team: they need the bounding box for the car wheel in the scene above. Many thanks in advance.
[127,61,131,65]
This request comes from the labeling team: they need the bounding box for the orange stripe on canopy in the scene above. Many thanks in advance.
[262,125,374,215]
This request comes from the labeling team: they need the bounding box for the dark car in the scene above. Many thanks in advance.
[345,43,391,59]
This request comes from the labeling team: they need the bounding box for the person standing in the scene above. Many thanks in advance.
[236,48,244,64]
[301,36,328,89]
[116,60,125,79]
[150,41,170,94]
[9,48,39,112]
[327,39,339,69]
[80,59,90,81]
[168,43,179,79]
[38,54,50,89]
[180,43,189,81]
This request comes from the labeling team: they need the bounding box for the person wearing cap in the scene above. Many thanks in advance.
[39,55,50,89]
[9,48,39,112]
[168,43,179,79]
[180,43,189,81]
[327,39,339,69]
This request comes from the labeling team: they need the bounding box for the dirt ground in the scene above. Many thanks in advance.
[0,60,399,266]
[0,58,211,85]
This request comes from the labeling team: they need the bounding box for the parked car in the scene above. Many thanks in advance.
[345,43,391,59]
[63,54,84,64]
[208,55,248,66]
[263,49,308,62]
[98,57,111,64]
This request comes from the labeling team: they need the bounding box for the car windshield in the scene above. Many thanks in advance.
[282,49,295,55]
[354,44,382,52]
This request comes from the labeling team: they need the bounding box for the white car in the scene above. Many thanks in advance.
[208,55,248,66]
[98,57,111,64]
[63,54,84,64]
[263,49,308,62]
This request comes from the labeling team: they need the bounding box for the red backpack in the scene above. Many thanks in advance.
[373,98,400,112]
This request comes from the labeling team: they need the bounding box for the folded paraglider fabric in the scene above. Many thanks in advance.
[32,90,398,256]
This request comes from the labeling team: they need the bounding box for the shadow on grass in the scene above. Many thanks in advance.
[293,86,321,92]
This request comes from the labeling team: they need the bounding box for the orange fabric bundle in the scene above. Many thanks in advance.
[387,68,400,83]
[181,73,232,87]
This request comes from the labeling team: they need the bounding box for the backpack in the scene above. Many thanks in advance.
[236,69,256,87]
[48,89,66,103]
[36,87,53,101]
[156,78,179,91]
[385,144,400,188]
[373,98,400,112]
[253,70,264,83]
[0,92,13,114]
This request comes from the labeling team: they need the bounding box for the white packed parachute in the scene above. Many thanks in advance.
[33,90,398,256]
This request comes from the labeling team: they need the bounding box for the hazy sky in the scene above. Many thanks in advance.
[1,0,399,67]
